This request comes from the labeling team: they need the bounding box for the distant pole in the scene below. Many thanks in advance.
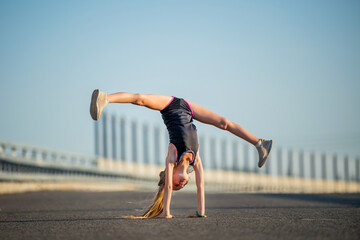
[244,145,249,172]
[333,154,338,180]
[120,117,126,161]
[199,135,206,169]
[253,148,259,174]
[131,120,138,163]
[210,137,216,169]
[221,139,227,170]
[356,157,360,182]
[102,112,108,159]
[232,141,239,171]
[143,123,149,164]
[111,114,117,160]
[124,118,131,164]
[94,121,99,156]
[344,155,349,181]
[287,150,293,177]
[321,153,327,180]
[299,151,304,178]
[154,127,161,165]
[310,153,316,179]
[277,148,282,176]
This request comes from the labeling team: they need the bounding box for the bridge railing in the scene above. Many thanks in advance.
[1,111,360,193]
[0,139,97,169]
[0,139,145,183]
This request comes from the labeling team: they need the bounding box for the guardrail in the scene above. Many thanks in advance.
[1,110,360,193]
[0,139,152,184]
[1,138,360,193]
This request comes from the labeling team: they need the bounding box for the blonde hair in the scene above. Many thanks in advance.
[126,170,166,219]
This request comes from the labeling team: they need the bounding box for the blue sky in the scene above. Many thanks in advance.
[0,0,359,158]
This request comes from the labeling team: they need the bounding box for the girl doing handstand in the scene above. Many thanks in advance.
[90,90,273,218]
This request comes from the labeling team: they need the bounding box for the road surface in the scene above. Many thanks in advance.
[0,191,359,239]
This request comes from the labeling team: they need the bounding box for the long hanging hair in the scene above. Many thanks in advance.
[126,170,166,219]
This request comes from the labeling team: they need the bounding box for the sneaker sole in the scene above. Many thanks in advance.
[258,140,273,168]
[90,89,100,120]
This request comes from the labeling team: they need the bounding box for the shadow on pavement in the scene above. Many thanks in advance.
[0,217,128,224]
[0,208,133,214]
[261,193,360,207]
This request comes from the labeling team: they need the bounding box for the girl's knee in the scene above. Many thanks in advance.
[218,117,230,130]
[134,94,145,106]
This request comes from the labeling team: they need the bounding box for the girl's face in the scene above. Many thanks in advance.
[172,167,189,191]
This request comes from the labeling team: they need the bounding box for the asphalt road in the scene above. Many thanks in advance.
[0,190,359,240]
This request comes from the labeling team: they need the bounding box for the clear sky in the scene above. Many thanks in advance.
[0,0,359,158]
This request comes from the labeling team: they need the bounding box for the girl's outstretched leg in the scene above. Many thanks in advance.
[107,92,172,111]
[187,100,273,168]
[90,89,172,120]
[187,101,259,145]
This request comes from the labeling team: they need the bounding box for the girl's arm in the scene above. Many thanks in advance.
[162,144,176,218]
[189,153,206,217]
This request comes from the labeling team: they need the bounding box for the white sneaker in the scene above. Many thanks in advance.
[90,89,109,120]
[256,139,273,168]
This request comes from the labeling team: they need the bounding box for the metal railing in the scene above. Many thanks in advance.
[1,111,359,193]
[0,139,152,183]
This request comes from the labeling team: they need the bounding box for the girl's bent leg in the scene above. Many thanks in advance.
[187,101,259,146]
[108,92,173,111]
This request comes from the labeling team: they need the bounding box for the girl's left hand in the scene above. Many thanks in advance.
[187,214,207,218]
